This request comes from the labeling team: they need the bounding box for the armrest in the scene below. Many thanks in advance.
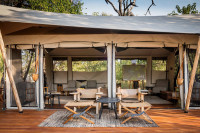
[116,92,122,100]
[70,92,80,95]
[116,92,122,95]
[96,92,103,95]
[70,92,80,101]
[137,92,147,102]
[138,92,148,95]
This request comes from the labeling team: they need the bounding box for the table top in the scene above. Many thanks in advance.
[98,97,120,103]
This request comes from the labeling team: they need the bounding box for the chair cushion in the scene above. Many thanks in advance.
[68,80,76,88]
[153,79,168,93]
[87,80,97,88]
[76,81,87,88]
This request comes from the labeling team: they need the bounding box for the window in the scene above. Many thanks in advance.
[152,58,167,71]
[116,59,147,88]
[72,61,107,72]
[53,60,67,71]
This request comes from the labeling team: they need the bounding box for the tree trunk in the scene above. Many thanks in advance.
[23,51,33,81]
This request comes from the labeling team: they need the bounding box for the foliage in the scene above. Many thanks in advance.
[53,60,68,71]
[92,12,113,16]
[0,0,83,81]
[152,60,166,71]
[72,61,107,72]
[21,50,35,80]
[0,0,83,14]
[27,0,83,14]
[168,3,199,15]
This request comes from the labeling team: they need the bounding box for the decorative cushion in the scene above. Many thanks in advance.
[76,81,87,88]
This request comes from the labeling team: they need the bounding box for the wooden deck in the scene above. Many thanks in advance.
[0,102,200,133]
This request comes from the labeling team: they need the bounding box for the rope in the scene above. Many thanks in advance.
[35,48,39,73]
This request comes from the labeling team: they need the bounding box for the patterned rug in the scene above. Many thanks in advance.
[39,109,158,127]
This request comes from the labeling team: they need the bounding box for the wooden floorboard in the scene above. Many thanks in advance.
[1,102,200,133]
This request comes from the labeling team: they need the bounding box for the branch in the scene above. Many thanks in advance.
[119,0,123,16]
[145,0,156,16]
[105,0,120,15]
[124,0,136,11]
[23,51,33,81]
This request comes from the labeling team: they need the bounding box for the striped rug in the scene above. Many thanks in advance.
[39,109,158,127]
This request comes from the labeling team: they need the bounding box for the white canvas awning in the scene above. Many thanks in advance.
[0,5,200,49]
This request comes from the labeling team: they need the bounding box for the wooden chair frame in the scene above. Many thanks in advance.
[64,105,94,124]
[70,87,103,114]
[116,87,148,114]
[120,102,152,124]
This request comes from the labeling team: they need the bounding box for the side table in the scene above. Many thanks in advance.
[98,97,120,119]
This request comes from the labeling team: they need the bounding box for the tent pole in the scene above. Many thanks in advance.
[179,44,184,109]
[185,37,200,113]
[184,47,189,106]
[39,45,44,109]
[0,30,23,113]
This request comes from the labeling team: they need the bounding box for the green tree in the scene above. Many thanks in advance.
[0,0,84,81]
[0,0,83,14]
[168,3,199,15]
[72,61,107,72]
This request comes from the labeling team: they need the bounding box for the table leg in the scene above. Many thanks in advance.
[113,103,118,119]
[50,94,53,108]
[99,103,104,119]
[47,96,49,105]
[53,95,54,105]
[58,95,60,106]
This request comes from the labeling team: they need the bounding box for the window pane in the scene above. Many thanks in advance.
[152,60,166,71]
[53,60,67,71]
[72,61,107,72]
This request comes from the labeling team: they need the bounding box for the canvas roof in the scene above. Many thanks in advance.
[0,5,199,49]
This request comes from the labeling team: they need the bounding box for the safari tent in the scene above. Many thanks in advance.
[0,5,200,112]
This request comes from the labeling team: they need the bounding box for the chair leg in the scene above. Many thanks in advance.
[140,114,152,124]
[120,111,128,118]
[80,115,94,124]
[96,103,99,114]
[121,117,132,124]
[63,116,73,124]
[86,112,94,118]
[67,113,74,119]
[118,103,121,114]
[64,106,94,124]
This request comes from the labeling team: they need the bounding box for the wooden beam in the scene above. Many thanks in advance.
[67,56,73,81]
[185,37,200,112]
[0,30,23,113]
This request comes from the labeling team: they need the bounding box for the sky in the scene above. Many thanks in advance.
[82,0,200,16]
